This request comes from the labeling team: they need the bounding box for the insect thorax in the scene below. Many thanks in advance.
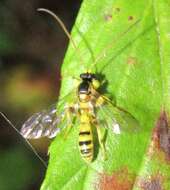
[78,72,99,102]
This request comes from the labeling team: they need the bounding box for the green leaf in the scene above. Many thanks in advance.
[41,0,170,189]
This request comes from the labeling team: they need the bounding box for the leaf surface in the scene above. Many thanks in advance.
[41,0,170,189]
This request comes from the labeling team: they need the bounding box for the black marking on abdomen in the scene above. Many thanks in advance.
[79,140,92,146]
[79,131,90,135]
[80,148,92,154]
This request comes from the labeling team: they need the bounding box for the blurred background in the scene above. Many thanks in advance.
[0,0,81,189]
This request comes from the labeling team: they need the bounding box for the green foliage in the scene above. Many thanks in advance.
[41,0,170,189]
[0,32,15,55]
[0,147,39,190]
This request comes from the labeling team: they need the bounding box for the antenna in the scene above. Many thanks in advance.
[37,8,140,74]
[89,19,140,71]
[0,112,47,168]
[37,8,84,66]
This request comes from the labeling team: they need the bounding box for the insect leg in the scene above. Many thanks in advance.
[95,123,107,160]
[96,94,116,108]
[92,116,107,160]
[95,95,105,107]
[63,106,76,139]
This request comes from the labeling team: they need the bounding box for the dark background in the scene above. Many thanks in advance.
[0,0,81,189]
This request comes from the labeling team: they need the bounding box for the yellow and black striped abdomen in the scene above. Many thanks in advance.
[79,115,94,162]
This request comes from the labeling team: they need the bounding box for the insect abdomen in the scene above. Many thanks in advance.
[79,123,93,162]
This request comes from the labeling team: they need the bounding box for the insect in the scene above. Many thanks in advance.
[19,8,140,163]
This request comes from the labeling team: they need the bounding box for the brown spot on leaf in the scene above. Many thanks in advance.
[97,168,135,190]
[115,7,120,12]
[128,16,134,21]
[127,57,137,65]
[154,111,170,161]
[140,174,163,190]
[104,14,112,22]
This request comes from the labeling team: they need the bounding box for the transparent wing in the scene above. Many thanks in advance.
[20,88,78,139]
[96,98,140,134]
[57,88,77,113]
[20,105,62,139]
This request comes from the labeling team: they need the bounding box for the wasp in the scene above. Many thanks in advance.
[20,9,139,163]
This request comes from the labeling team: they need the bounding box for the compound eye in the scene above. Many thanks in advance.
[92,79,100,89]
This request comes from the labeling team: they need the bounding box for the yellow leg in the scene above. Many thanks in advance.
[95,94,115,108]
[63,124,73,139]
[96,124,107,160]
[102,95,111,102]
[95,95,105,107]
[63,106,75,139]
